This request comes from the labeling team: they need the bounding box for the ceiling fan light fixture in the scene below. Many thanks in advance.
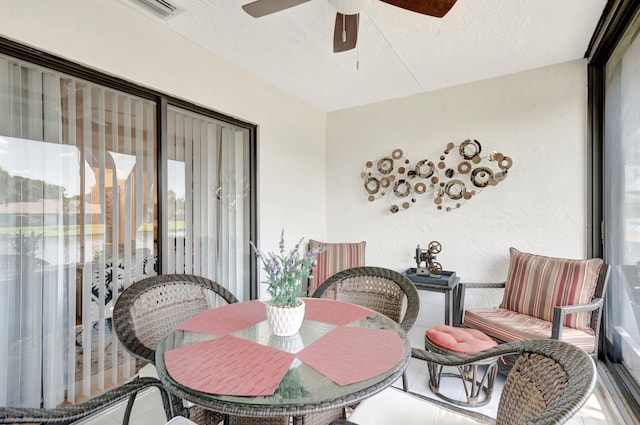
[327,0,372,15]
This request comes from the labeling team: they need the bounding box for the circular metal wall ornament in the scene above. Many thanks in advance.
[489,151,504,161]
[498,156,513,170]
[366,161,373,168]
[415,159,435,178]
[470,167,494,188]
[364,176,381,194]
[390,205,399,213]
[414,182,427,194]
[393,179,411,197]
[377,157,394,174]
[445,168,455,178]
[459,139,482,160]
[457,161,472,174]
[392,149,404,159]
[444,179,466,200]
[402,201,410,209]
[494,171,507,182]
[380,177,391,188]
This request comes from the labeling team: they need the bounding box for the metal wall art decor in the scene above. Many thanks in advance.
[361,139,512,213]
[414,241,442,276]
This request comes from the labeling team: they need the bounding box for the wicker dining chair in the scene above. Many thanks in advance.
[0,377,173,425]
[113,274,339,425]
[329,339,597,425]
[113,274,238,424]
[311,266,420,391]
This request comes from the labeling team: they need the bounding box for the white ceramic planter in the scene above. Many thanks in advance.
[266,299,306,336]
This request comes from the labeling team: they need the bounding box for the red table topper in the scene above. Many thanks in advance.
[178,300,267,335]
[165,334,295,396]
[303,298,372,326]
[297,326,404,386]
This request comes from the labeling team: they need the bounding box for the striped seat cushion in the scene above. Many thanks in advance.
[500,248,602,330]
[307,240,366,295]
[463,307,595,353]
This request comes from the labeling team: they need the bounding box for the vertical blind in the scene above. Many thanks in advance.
[0,55,157,407]
[166,106,250,300]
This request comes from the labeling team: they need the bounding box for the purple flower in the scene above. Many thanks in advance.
[251,229,323,307]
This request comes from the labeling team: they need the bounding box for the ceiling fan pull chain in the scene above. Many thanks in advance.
[356,13,360,70]
[342,13,347,42]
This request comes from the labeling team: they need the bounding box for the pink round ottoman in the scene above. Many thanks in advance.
[424,325,499,407]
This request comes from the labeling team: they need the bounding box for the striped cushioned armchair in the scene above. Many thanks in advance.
[457,248,610,357]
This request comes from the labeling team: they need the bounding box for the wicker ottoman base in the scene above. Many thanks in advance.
[424,325,499,408]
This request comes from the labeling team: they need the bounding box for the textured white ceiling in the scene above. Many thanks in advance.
[125,0,607,111]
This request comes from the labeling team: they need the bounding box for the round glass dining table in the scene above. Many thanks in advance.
[155,298,411,423]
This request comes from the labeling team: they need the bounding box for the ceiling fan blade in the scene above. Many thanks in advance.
[379,0,457,18]
[333,13,359,53]
[242,0,312,18]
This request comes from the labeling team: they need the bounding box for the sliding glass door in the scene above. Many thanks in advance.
[0,45,255,408]
[596,2,640,413]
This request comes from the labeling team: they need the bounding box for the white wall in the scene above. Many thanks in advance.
[0,0,328,300]
[326,61,590,326]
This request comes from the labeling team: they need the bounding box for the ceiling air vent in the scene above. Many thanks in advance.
[129,0,178,17]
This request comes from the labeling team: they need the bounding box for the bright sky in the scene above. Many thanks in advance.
[0,135,86,196]
[0,135,186,199]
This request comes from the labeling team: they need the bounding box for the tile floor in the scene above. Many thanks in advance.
[79,325,626,424]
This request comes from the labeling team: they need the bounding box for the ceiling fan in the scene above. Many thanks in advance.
[241,0,458,53]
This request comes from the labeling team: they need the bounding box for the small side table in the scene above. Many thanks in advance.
[404,269,460,326]
[424,325,498,407]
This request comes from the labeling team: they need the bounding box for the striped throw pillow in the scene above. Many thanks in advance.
[500,248,602,330]
[307,240,366,295]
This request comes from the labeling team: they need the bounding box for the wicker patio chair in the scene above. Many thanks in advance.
[0,376,173,425]
[329,339,597,425]
[113,274,238,424]
[311,266,420,391]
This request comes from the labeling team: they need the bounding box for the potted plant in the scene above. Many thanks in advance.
[252,230,321,336]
